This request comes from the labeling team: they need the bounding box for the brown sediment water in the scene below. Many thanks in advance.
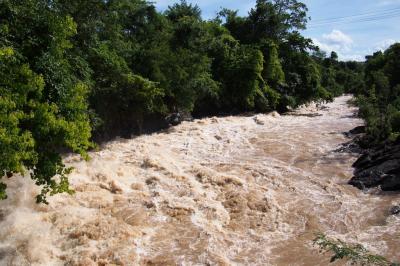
[0,95,399,265]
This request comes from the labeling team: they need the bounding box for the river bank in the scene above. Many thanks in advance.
[0,96,399,265]
[349,136,400,192]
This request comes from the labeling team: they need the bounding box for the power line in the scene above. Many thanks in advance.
[311,11,400,26]
[308,8,400,28]
[311,7,400,23]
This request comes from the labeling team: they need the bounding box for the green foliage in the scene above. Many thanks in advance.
[211,42,265,110]
[355,43,400,143]
[219,0,320,110]
[223,0,308,43]
[0,46,88,203]
[165,0,202,22]
[0,49,37,199]
[312,48,365,98]
[263,85,281,110]
[262,40,285,88]
[0,0,92,202]
[390,108,400,132]
[314,234,399,266]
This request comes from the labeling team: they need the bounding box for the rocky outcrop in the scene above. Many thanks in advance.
[349,137,400,191]
[165,112,193,126]
[349,126,366,135]
[335,126,366,154]
[390,205,400,215]
[335,136,364,154]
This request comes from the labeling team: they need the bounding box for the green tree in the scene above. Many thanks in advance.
[355,43,400,143]
[0,47,90,203]
[0,0,92,202]
[261,39,285,88]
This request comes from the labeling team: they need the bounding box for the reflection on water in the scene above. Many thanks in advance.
[0,96,399,265]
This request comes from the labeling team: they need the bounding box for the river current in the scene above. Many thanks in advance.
[0,95,399,265]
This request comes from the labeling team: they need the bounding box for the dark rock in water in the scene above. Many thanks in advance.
[350,126,365,135]
[335,136,365,154]
[381,172,400,191]
[352,153,372,170]
[390,205,400,215]
[289,113,322,117]
[348,172,382,190]
[349,139,400,191]
[344,126,366,138]
[335,142,361,154]
[166,113,182,126]
[340,126,367,153]
[165,112,193,126]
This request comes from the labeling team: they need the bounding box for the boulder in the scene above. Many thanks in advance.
[344,126,366,138]
[165,112,193,126]
[348,171,383,190]
[335,138,363,154]
[381,173,400,191]
[349,139,400,191]
[349,126,366,135]
[165,113,182,126]
[390,205,400,215]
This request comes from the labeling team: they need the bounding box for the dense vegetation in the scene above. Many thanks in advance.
[347,43,400,193]
[0,0,367,202]
[355,44,400,144]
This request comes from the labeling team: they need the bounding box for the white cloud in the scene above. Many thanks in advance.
[321,29,353,51]
[313,29,363,60]
[312,38,332,52]
[374,39,397,51]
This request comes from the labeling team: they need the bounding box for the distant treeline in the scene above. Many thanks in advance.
[0,0,364,202]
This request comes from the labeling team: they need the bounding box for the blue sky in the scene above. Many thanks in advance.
[155,0,400,61]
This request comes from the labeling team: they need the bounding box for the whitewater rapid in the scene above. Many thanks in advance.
[0,96,399,265]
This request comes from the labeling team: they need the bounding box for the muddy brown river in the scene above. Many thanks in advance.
[0,95,399,265]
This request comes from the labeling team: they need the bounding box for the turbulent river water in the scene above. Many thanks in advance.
[1,96,399,265]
